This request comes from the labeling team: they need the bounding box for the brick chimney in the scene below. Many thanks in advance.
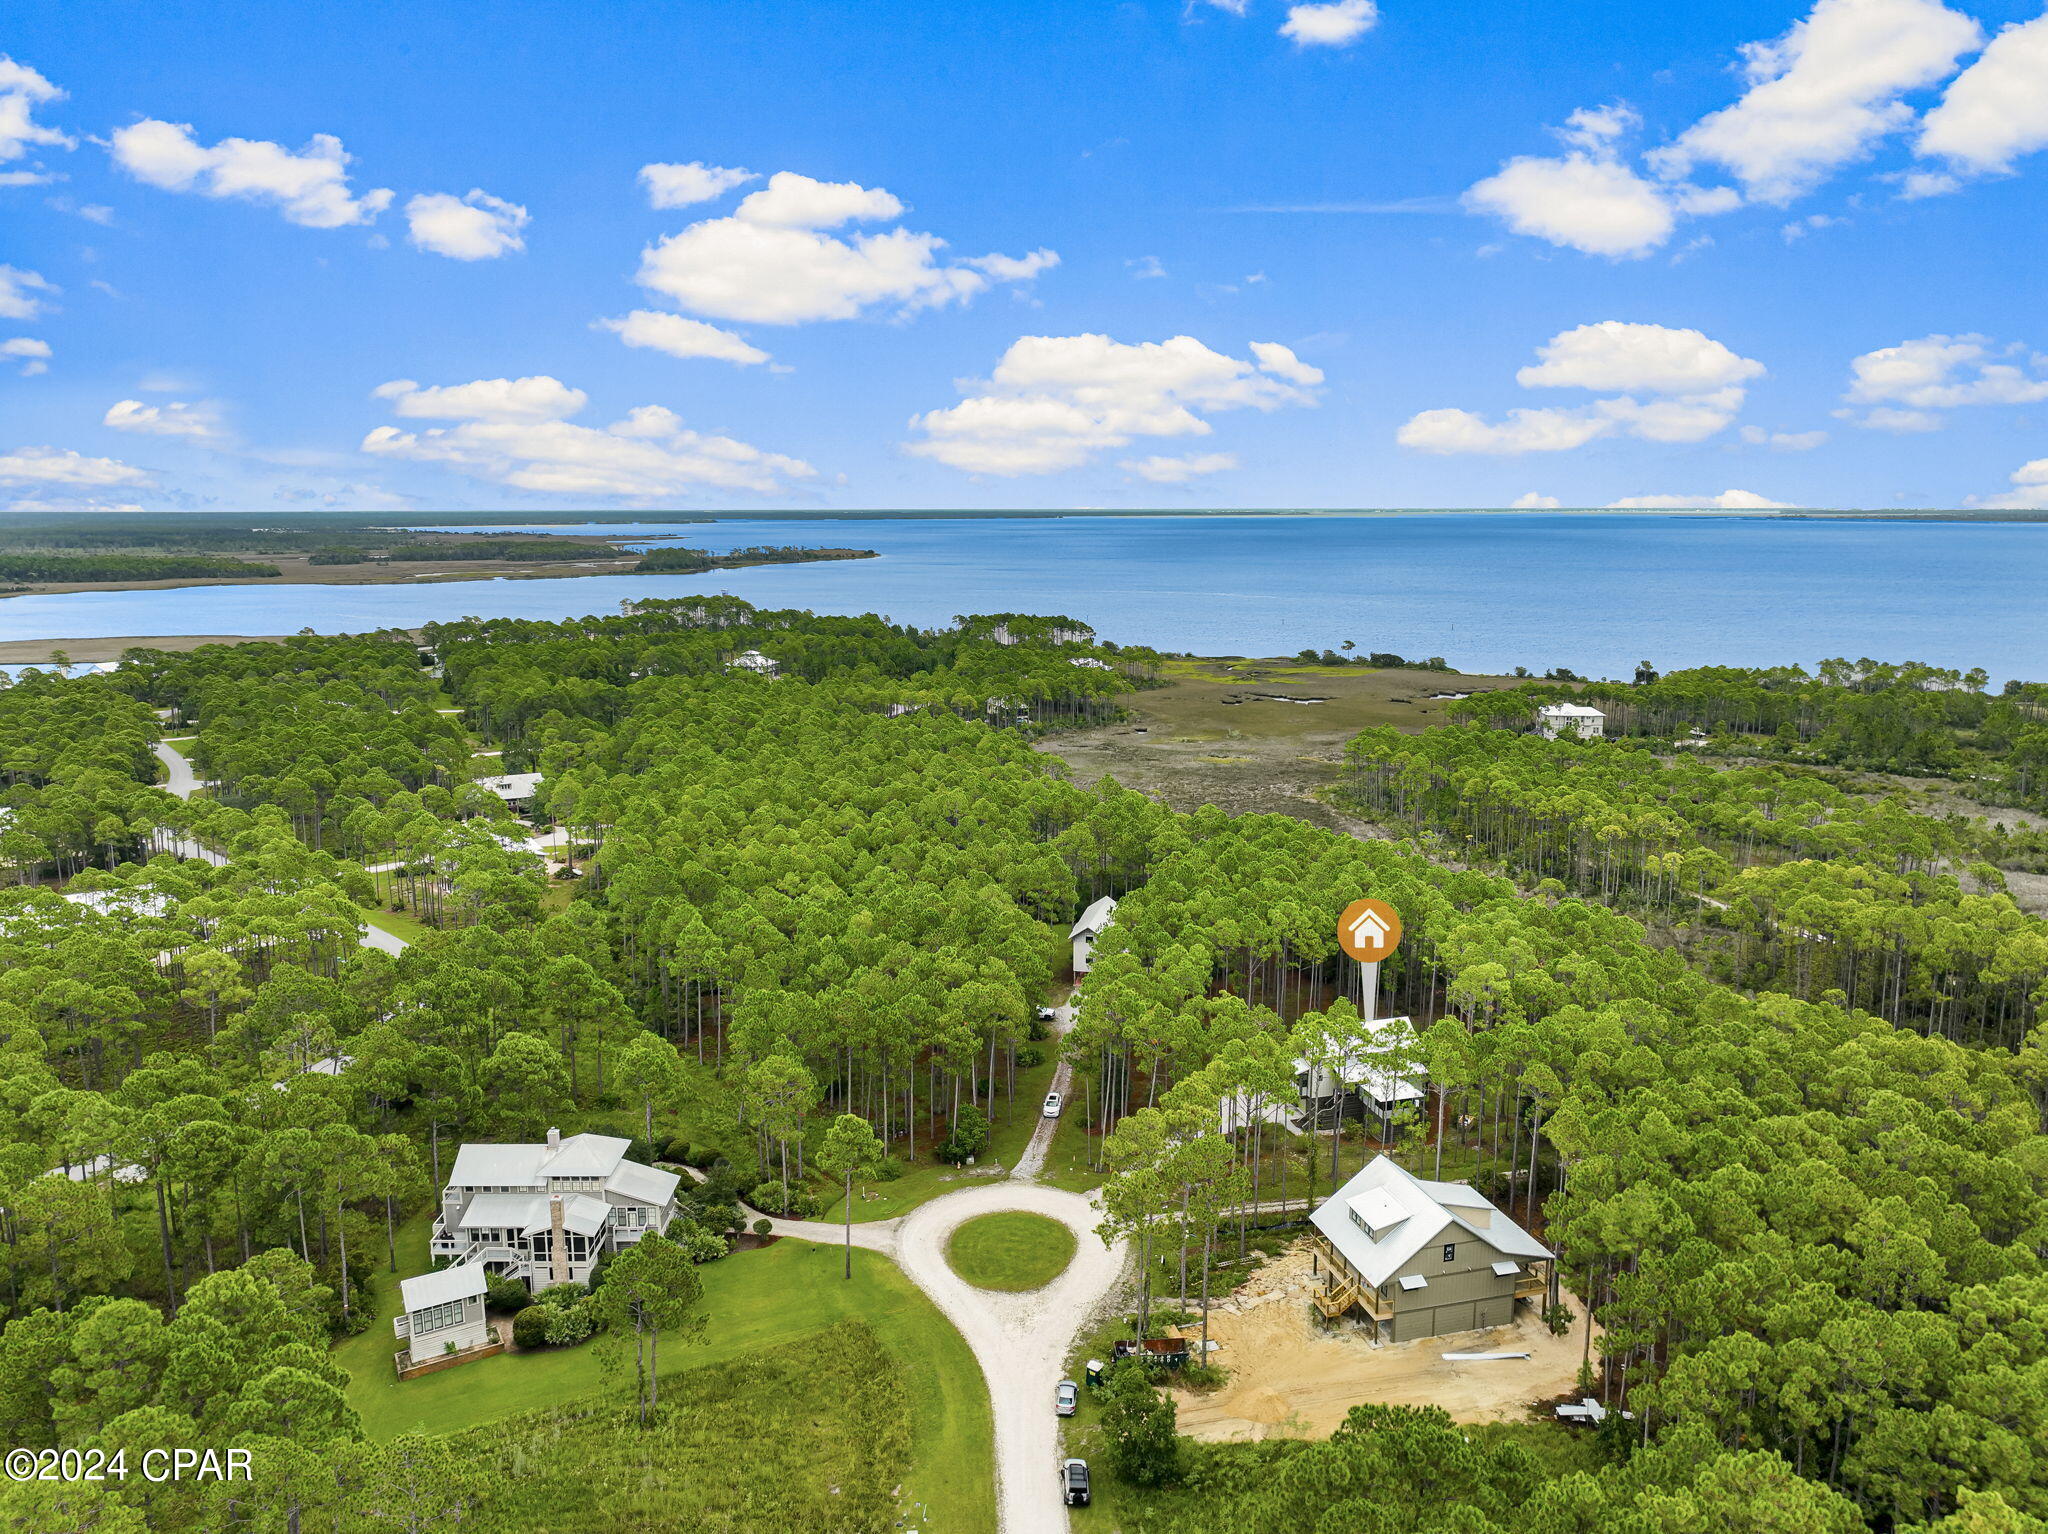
[549,1194,569,1285]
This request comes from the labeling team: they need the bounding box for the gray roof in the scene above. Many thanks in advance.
[447,1132,633,1188]
[1310,1154,1551,1289]
[476,771,542,800]
[400,1261,486,1312]
[457,1191,610,1237]
[1070,895,1117,940]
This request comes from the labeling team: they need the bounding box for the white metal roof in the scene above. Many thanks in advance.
[606,1161,680,1206]
[400,1261,486,1312]
[1070,895,1118,940]
[1310,1154,1551,1289]
[1537,703,1606,717]
[1293,1014,1427,1105]
[447,1132,633,1188]
[1492,1260,1523,1277]
[475,772,542,801]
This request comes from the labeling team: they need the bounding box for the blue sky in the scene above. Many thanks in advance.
[4,0,2048,514]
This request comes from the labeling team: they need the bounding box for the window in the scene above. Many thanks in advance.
[1442,1243,1457,1264]
[413,1298,468,1334]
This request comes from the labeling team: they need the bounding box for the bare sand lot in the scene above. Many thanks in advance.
[1166,1243,1596,1442]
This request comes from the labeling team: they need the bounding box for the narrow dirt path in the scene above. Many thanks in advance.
[766,1000,1126,1533]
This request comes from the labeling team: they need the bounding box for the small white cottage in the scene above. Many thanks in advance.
[1070,895,1118,975]
[394,1261,490,1365]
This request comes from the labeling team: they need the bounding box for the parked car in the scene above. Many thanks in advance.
[1042,1091,1063,1118]
[1061,1458,1091,1507]
[1055,1379,1078,1417]
[1034,1006,1057,1023]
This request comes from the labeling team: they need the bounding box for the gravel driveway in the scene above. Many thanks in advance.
[767,1001,1128,1533]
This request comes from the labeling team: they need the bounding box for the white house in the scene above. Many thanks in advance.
[1294,1013,1427,1129]
[729,650,779,677]
[1070,895,1118,975]
[429,1128,680,1291]
[1536,703,1606,740]
[475,772,543,811]
[393,1261,490,1364]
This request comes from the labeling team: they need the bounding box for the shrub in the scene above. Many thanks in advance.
[870,1156,906,1183]
[1099,1361,1183,1487]
[543,1300,595,1346]
[747,1180,820,1218]
[752,1218,773,1237]
[677,1222,729,1264]
[485,1274,533,1314]
[1015,1045,1045,1069]
[512,1306,552,1349]
[935,1105,990,1165]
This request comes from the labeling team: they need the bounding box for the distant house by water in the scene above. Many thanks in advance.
[729,650,779,677]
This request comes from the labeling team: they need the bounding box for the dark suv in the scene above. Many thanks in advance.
[1061,1458,1091,1507]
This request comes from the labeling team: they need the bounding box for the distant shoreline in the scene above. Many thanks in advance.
[418,508,2048,525]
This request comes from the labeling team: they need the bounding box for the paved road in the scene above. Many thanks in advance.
[153,741,206,800]
[767,999,1126,1534]
[153,739,409,954]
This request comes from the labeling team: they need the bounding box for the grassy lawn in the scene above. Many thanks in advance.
[456,1321,915,1534]
[360,903,436,946]
[336,1231,994,1534]
[947,1211,1077,1292]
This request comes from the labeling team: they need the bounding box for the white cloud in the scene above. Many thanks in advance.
[733,171,902,228]
[1916,13,2048,178]
[1403,321,1761,453]
[109,119,392,228]
[638,161,755,209]
[2,337,50,376]
[103,398,221,439]
[597,310,771,367]
[405,190,529,260]
[907,333,1319,476]
[372,376,588,424]
[1516,320,1764,395]
[1982,458,2048,509]
[1510,492,1561,508]
[0,57,73,166]
[1647,0,1981,205]
[1893,168,1959,198]
[964,249,1060,282]
[1594,387,1748,443]
[0,446,151,487]
[362,375,813,497]
[0,265,56,321]
[634,171,1053,325]
[1841,334,2048,430]
[1126,255,1168,280]
[1464,152,1675,258]
[1844,405,1945,431]
[1557,103,1640,152]
[1396,407,1613,456]
[1249,340,1325,386]
[1280,0,1379,48]
[1607,489,1796,509]
[1121,452,1239,484]
[6,497,148,514]
[1741,425,1829,449]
